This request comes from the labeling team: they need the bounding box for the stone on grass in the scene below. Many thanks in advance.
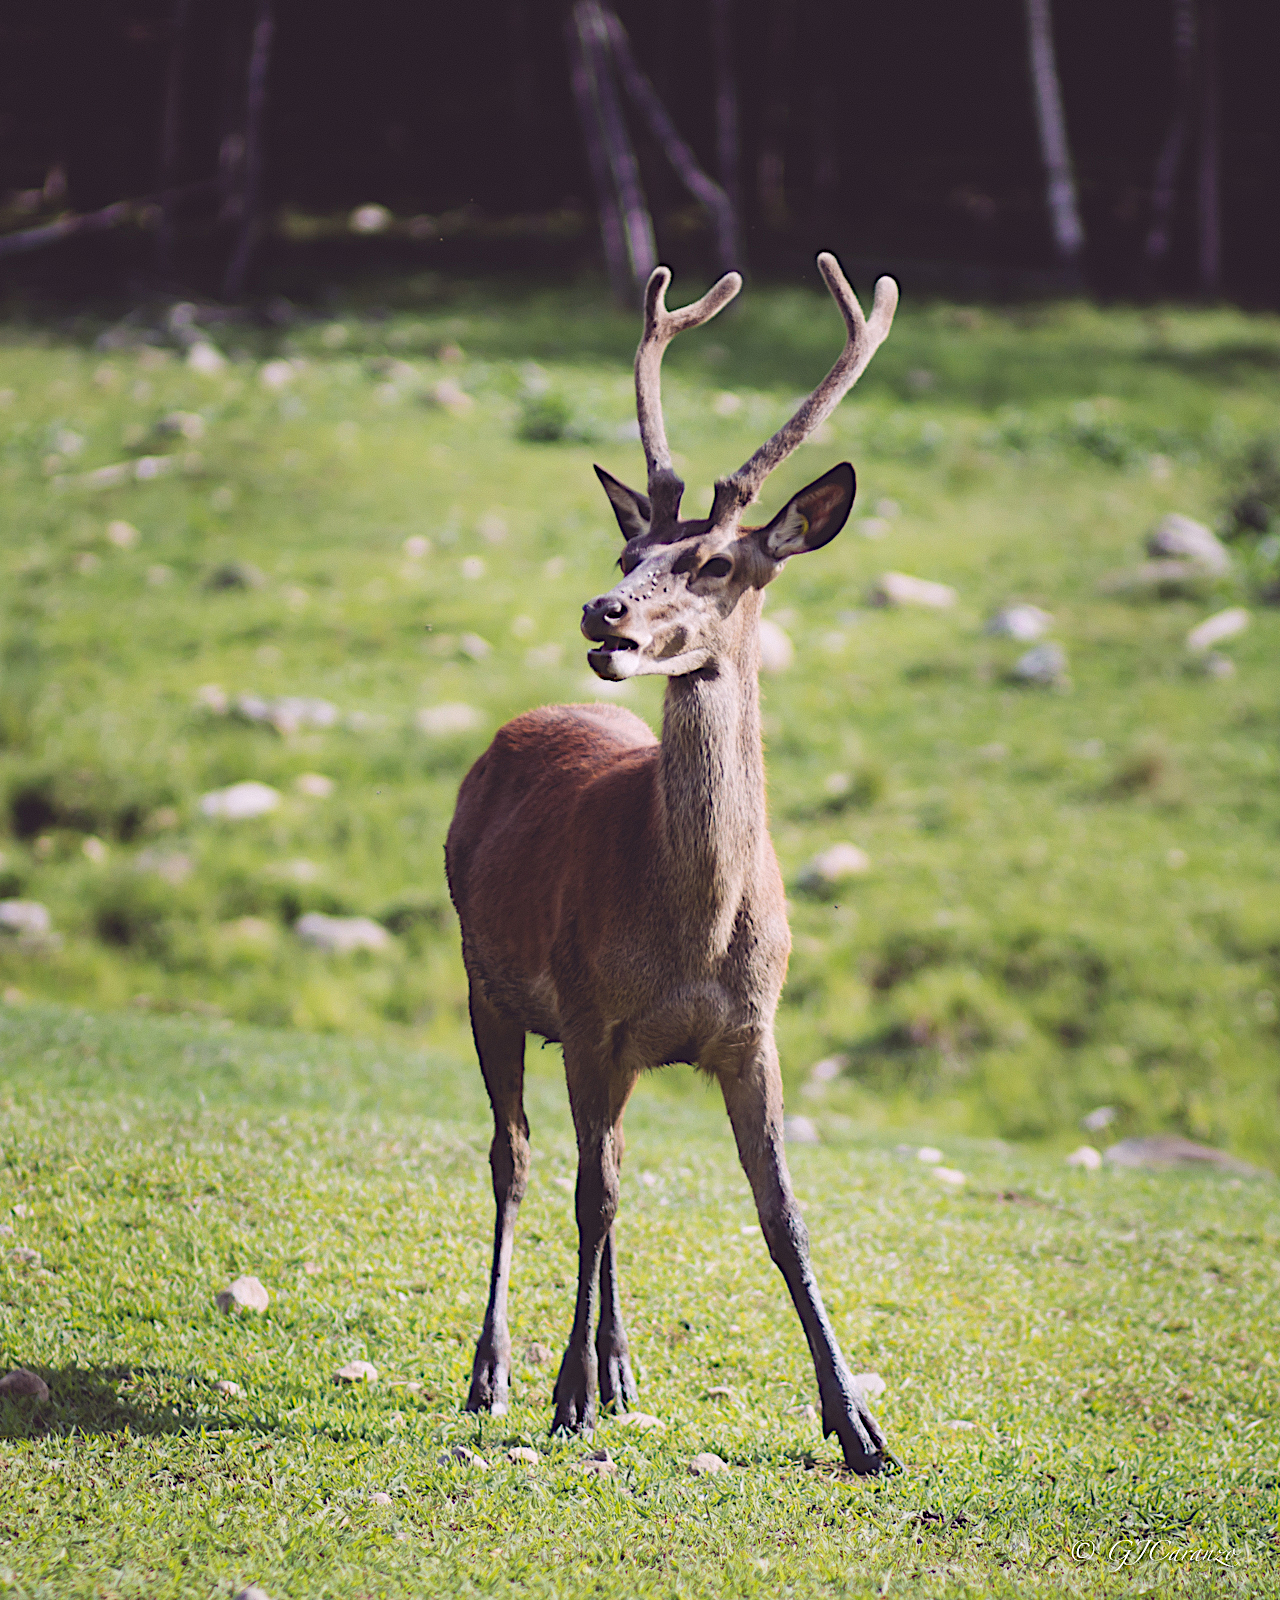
[106,519,140,548]
[688,1452,729,1477]
[579,1448,616,1476]
[215,1380,242,1398]
[851,1371,886,1400]
[1098,559,1212,596]
[706,1385,734,1401]
[797,843,870,892]
[1145,513,1230,574]
[199,782,281,821]
[1066,1145,1103,1170]
[431,379,473,415]
[784,1115,819,1145]
[350,204,392,234]
[916,1146,943,1164]
[416,702,480,736]
[1011,642,1068,686]
[508,1446,540,1464]
[10,1246,41,1266]
[809,1054,847,1084]
[335,1360,379,1384]
[985,604,1053,641]
[932,1166,966,1188]
[758,618,794,673]
[0,901,51,937]
[232,1587,272,1600]
[1199,652,1236,679]
[295,913,391,955]
[1081,1105,1116,1133]
[186,341,225,375]
[216,1275,269,1314]
[459,632,491,662]
[259,360,295,392]
[370,1491,392,1505]
[1186,607,1249,653]
[1104,1136,1261,1177]
[0,1368,49,1402]
[609,1412,664,1432]
[293,773,334,798]
[438,1445,487,1468]
[869,571,957,609]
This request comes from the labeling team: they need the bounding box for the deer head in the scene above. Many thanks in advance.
[582,254,899,682]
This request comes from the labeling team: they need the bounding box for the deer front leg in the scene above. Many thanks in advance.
[596,1221,638,1411]
[718,1034,887,1474]
[464,986,529,1416]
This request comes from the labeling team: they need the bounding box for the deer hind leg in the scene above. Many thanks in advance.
[552,1050,637,1435]
[596,1115,638,1411]
[464,982,529,1417]
[717,1033,887,1475]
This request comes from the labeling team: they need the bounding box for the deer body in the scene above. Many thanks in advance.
[446,255,898,1471]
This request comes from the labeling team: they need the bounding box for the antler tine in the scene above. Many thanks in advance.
[713,253,898,522]
[635,265,742,522]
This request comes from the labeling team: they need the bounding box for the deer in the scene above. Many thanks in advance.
[445,253,898,1473]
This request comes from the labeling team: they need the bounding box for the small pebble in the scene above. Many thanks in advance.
[1065,1145,1103,1171]
[932,1166,966,1188]
[579,1448,616,1476]
[851,1372,887,1400]
[439,1445,487,1469]
[214,1380,242,1398]
[216,1275,270,1314]
[609,1412,664,1431]
[10,1246,41,1266]
[508,1446,540,1464]
[706,1385,734,1401]
[524,1342,554,1366]
[334,1360,379,1384]
[916,1147,943,1165]
[234,1589,272,1600]
[787,1403,818,1423]
[689,1452,729,1477]
[0,1368,49,1401]
[783,1115,820,1145]
[370,1491,392,1505]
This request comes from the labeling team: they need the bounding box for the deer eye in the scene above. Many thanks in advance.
[700,557,732,580]
[618,550,641,575]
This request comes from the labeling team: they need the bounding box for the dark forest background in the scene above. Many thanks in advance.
[1,0,1276,304]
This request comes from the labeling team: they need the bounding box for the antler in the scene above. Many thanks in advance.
[636,265,742,524]
[711,253,898,525]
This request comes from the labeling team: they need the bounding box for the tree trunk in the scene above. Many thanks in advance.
[809,0,839,234]
[708,0,742,261]
[223,0,276,301]
[577,2,657,294]
[565,7,631,301]
[1024,0,1085,265]
[756,0,795,227]
[1144,0,1196,269]
[156,0,196,275]
[506,0,539,208]
[601,4,742,273]
[1196,0,1221,293]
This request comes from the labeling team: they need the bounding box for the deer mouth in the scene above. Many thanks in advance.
[586,635,641,679]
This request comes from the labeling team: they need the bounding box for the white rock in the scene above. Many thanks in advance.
[186,341,226,375]
[196,683,229,714]
[508,1446,540,1463]
[856,516,891,538]
[432,379,473,415]
[0,1368,49,1401]
[609,1411,664,1431]
[784,1115,820,1145]
[259,360,295,391]
[82,836,107,863]
[215,1380,242,1398]
[262,697,338,734]
[579,1448,616,1476]
[1201,652,1236,679]
[335,1360,379,1384]
[851,1371,887,1400]
[403,535,431,559]
[932,1166,966,1187]
[758,618,794,673]
[1081,1106,1116,1133]
[809,1054,847,1084]
[295,913,391,955]
[798,843,871,889]
[233,1587,272,1600]
[1186,607,1249,653]
[0,901,51,937]
[712,391,742,416]
[159,410,205,440]
[216,1275,269,1314]
[416,702,480,736]
[916,1146,943,1164]
[688,1452,729,1477]
[199,782,281,821]
[106,520,140,549]
[370,1491,392,1505]
[293,773,334,798]
[459,632,491,661]
[1146,513,1230,574]
[1066,1145,1103,1170]
[350,203,392,234]
[869,571,957,609]
[1011,642,1067,685]
[523,1342,554,1366]
[460,556,486,580]
[986,603,1053,641]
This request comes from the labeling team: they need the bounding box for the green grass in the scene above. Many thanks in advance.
[1,279,1280,1166]
[1,1001,1278,1597]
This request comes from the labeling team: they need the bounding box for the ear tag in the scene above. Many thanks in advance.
[797,513,810,536]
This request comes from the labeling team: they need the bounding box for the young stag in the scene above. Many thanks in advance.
[446,254,898,1472]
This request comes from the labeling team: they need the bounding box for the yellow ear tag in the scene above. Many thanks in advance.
[797,513,810,536]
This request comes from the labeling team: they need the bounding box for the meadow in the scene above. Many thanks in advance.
[1,272,1278,1162]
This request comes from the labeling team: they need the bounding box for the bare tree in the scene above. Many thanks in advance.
[708,0,742,241]
[156,0,197,275]
[1145,0,1196,269]
[756,0,795,226]
[1197,0,1221,292]
[1024,0,1085,266]
[223,0,277,301]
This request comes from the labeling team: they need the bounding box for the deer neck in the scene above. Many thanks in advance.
[655,590,769,950]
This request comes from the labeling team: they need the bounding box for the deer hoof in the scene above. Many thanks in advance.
[551,1349,597,1434]
[464,1348,510,1415]
[822,1390,888,1475]
[597,1348,638,1411]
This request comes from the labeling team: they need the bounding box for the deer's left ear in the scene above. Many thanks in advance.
[594,465,652,541]
[756,461,856,559]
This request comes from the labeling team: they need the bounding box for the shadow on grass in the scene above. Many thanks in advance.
[0,1364,236,1439]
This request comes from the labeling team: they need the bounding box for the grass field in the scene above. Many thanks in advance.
[1,274,1279,1170]
[1,1000,1277,1598]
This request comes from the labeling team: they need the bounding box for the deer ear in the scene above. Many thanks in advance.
[756,462,856,559]
[594,465,652,541]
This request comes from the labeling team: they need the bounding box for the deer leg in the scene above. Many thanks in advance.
[552,1058,634,1434]
[718,1035,887,1474]
[464,983,529,1417]
[595,1111,638,1410]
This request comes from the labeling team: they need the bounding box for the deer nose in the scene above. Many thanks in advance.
[584,595,629,625]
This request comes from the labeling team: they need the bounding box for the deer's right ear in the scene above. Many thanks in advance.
[594,465,652,541]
